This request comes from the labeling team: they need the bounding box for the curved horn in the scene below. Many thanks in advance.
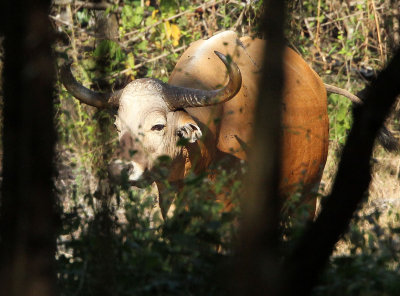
[60,63,122,108]
[161,51,242,109]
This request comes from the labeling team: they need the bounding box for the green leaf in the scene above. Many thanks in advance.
[160,0,178,15]
[336,105,348,122]
[137,40,148,51]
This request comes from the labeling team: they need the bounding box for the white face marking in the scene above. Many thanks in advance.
[126,161,144,181]
[111,79,203,183]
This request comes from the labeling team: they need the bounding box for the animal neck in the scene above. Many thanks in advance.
[167,139,215,183]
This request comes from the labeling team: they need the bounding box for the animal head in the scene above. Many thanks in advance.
[60,51,242,184]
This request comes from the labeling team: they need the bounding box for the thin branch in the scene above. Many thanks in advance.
[294,5,385,27]
[54,0,123,13]
[123,0,223,38]
[393,3,400,46]
[66,2,78,65]
[370,0,385,63]
[304,18,315,40]
[231,5,246,31]
[314,0,322,47]
[111,45,187,78]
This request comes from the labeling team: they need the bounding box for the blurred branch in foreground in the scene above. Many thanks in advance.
[0,1,57,296]
[234,0,285,295]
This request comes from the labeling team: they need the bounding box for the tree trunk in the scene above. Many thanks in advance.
[0,1,57,296]
[234,1,285,295]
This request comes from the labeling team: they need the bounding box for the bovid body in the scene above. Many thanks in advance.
[61,31,330,217]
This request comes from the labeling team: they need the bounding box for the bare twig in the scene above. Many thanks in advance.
[49,14,72,27]
[314,0,326,63]
[393,2,400,46]
[132,45,186,69]
[111,45,187,78]
[303,18,315,40]
[226,0,246,7]
[314,0,321,47]
[202,18,210,35]
[231,5,246,31]
[66,3,78,65]
[296,5,385,27]
[123,0,223,38]
[370,0,385,63]
[54,0,123,13]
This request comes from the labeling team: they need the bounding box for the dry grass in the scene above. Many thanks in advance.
[321,145,400,200]
[321,142,400,215]
[320,125,400,256]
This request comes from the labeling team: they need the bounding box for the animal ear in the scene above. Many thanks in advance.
[176,121,202,143]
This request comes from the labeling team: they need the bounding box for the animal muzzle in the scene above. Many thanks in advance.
[108,159,145,185]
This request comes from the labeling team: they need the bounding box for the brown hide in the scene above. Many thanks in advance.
[169,31,329,202]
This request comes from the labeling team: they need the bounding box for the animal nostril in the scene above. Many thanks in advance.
[126,163,134,172]
[109,160,144,183]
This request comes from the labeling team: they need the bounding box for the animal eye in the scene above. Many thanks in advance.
[151,124,165,131]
